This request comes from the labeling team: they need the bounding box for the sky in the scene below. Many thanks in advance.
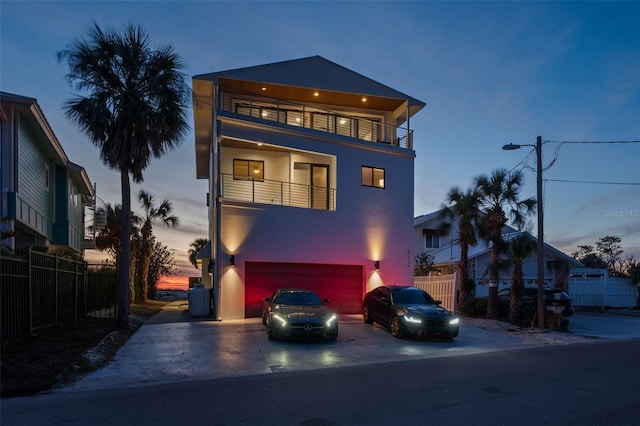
[2,1,639,287]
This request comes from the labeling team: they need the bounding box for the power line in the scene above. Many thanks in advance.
[544,178,640,186]
[544,140,640,144]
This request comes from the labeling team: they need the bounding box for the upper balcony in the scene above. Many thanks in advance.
[217,87,414,150]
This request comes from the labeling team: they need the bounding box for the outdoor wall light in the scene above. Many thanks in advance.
[229,255,235,266]
[374,260,380,270]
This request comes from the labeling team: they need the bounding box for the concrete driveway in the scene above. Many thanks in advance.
[58,300,640,394]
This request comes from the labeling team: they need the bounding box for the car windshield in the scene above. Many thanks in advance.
[391,288,437,305]
[273,291,322,306]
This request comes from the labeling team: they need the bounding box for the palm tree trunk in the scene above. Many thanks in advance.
[116,170,131,329]
[487,233,500,319]
[509,265,523,325]
[458,242,470,305]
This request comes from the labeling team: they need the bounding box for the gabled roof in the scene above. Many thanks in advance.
[0,91,94,197]
[194,55,426,113]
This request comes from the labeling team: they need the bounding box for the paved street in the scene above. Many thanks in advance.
[2,339,639,426]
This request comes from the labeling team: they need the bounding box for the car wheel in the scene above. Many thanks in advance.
[390,315,406,338]
[363,305,373,324]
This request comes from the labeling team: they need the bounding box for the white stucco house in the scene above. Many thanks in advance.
[414,209,582,298]
[193,56,426,320]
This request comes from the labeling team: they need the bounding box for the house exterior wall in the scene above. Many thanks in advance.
[216,123,416,319]
[197,58,424,320]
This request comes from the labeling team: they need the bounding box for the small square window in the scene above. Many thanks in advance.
[361,166,385,189]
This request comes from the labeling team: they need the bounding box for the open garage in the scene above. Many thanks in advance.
[244,261,364,318]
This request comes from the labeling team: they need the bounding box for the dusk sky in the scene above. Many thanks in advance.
[2,1,639,286]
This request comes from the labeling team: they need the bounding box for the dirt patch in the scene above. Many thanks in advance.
[1,301,166,398]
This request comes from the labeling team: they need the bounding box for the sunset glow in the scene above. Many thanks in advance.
[157,275,191,290]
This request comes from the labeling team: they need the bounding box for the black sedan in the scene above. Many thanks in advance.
[362,285,460,339]
[496,287,574,317]
[262,289,339,341]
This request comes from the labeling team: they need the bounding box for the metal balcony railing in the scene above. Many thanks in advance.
[221,174,336,211]
[218,87,413,150]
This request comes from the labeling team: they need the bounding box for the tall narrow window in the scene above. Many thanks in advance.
[361,166,385,189]
[233,159,264,180]
[44,164,50,191]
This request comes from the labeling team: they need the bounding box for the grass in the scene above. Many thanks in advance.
[0,301,166,398]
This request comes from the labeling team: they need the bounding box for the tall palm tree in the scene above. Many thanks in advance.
[188,238,210,269]
[59,23,189,328]
[475,168,536,319]
[439,186,482,306]
[504,233,536,325]
[136,190,179,302]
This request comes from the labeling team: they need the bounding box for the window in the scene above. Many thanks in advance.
[233,159,264,180]
[423,229,440,249]
[361,166,385,189]
[44,164,50,191]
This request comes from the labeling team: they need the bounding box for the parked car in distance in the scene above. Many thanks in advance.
[362,285,460,339]
[262,289,339,341]
[496,287,574,317]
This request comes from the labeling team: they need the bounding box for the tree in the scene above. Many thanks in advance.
[504,233,536,325]
[136,190,179,302]
[439,186,482,305]
[59,23,190,328]
[475,169,536,319]
[571,245,606,269]
[596,235,624,276]
[189,238,209,269]
[414,252,436,276]
[147,239,177,299]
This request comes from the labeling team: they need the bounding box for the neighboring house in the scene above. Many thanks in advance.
[0,92,94,255]
[414,209,582,297]
[193,56,425,320]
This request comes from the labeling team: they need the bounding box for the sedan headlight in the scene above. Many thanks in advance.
[272,314,287,327]
[326,314,337,327]
[449,317,460,325]
[403,315,422,324]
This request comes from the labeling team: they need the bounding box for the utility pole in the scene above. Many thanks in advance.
[535,136,545,328]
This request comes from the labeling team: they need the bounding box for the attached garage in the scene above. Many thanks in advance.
[244,261,364,318]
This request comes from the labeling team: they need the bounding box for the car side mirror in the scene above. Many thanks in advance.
[434,300,442,305]
[263,297,270,302]
[380,297,391,305]
[323,298,330,303]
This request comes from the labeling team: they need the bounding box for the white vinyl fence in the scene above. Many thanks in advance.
[414,273,457,312]
[568,268,638,309]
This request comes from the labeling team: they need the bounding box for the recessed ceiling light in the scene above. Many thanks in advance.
[261,87,267,91]
[362,97,367,102]
[314,92,319,97]
[257,143,263,146]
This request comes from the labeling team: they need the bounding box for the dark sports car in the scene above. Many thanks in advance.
[262,289,339,341]
[362,285,460,339]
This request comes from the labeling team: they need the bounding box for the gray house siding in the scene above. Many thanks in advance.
[16,118,54,238]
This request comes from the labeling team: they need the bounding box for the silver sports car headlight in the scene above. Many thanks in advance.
[449,317,460,325]
[403,315,422,324]
[272,314,287,327]
[326,314,337,327]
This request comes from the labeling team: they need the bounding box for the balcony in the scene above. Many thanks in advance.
[221,174,336,211]
[218,87,413,150]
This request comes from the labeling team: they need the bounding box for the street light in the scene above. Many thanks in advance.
[502,136,545,328]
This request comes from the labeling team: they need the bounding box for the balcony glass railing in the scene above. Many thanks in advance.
[221,174,336,211]
[218,87,413,149]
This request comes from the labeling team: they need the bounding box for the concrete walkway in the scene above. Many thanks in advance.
[58,300,640,394]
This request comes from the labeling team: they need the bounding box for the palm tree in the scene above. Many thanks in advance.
[136,190,179,302]
[504,233,536,325]
[475,168,536,319]
[439,186,482,306]
[59,23,189,328]
[188,238,210,269]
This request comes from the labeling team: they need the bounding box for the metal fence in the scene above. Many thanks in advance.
[0,250,117,342]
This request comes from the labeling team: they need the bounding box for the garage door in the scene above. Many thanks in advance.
[245,261,364,318]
